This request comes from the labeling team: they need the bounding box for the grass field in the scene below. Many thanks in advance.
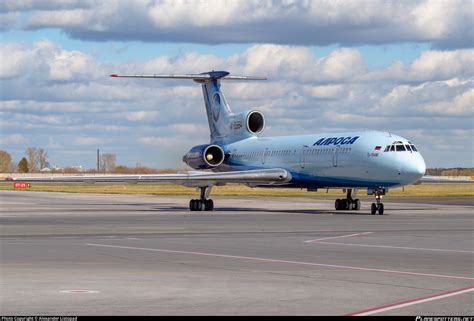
[0,183,473,198]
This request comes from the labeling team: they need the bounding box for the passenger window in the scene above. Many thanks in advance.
[396,145,406,151]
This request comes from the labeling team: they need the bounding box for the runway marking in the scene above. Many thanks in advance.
[304,232,373,243]
[86,243,474,281]
[314,241,474,254]
[345,285,474,316]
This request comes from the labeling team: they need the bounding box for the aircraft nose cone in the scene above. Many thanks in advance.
[402,155,426,183]
[417,159,426,177]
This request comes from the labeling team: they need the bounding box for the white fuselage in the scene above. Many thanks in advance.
[219,130,426,189]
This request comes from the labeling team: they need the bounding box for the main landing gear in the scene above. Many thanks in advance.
[369,188,385,215]
[189,186,214,211]
[335,189,361,211]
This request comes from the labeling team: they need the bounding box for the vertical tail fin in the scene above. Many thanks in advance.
[200,72,233,142]
[110,71,266,144]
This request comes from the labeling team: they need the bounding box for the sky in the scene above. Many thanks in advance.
[0,0,473,169]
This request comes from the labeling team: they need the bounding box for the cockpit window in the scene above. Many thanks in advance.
[385,141,418,152]
[396,145,406,151]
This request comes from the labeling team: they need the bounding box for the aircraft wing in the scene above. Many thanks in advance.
[6,169,291,188]
[417,175,473,184]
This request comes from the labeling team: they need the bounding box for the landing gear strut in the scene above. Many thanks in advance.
[369,188,385,215]
[189,186,214,211]
[335,189,361,211]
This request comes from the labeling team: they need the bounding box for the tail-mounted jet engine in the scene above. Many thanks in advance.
[183,144,225,169]
[231,110,265,135]
[246,110,265,134]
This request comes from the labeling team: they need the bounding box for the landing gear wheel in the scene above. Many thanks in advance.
[346,200,351,210]
[335,189,361,212]
[189,199,196,211]
[378,203,384,215]
[189,199,204,211]
[189,186,215,211]
[370,188,387,215]
[371,203,377,215]
[204,199,214,211]
[353,199,361,210]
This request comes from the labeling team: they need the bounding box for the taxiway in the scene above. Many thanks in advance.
[0,191,473,315]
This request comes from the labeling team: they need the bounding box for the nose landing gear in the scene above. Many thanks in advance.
[335,189,361,211]
[369,188,385,215]
[189,186,214,211]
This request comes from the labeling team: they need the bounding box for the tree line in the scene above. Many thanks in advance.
[0,148,49,173]
[425,167,474,177]
[0,148,175,174]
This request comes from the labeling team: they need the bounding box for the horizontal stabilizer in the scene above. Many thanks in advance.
[110,70,266,81]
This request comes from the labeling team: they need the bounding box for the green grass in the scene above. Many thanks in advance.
[1,183,473,198]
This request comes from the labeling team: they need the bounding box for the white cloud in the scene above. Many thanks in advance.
[1,134,27,144]
[0,12,19,30]
[74,136,103,145]
[0,1,94,12]
[48,48,96,81]
[377,79,473,116]
[137,136,192,147]
[0,43,35,78]
[420,88,474,116]
[361,49,474,83]
[2,0,468,48]
[315,48,365,81]
[304,84,344,99]
[0,39,100,81]
[409,49,474,81]
[125,111,160,121]
[236,44,314,78]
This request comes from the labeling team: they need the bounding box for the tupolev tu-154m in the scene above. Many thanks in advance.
[10,70,451,215]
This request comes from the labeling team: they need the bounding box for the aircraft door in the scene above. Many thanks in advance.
[262,148,269,164]
[333,145,340,167]
[300,145,309,168]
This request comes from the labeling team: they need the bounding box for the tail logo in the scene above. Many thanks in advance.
[211,93,221,121]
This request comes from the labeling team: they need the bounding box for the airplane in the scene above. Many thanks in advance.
[8,70,429,215]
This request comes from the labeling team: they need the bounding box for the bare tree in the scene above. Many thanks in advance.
[0,150,12,172]
[26,147,38,172]
[25,147,50,172]
[100,153,116,172]
[37,148,49,170]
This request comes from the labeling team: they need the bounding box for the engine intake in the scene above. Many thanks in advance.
[246,110,265,134]
[183,144,225,169]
